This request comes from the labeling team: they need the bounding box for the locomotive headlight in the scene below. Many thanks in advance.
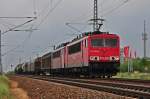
[115,57,120,61]
[90,56,100,61]
[110,56,120,61]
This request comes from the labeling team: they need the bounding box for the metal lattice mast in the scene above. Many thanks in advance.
[93,0,98,31]
[91,0,104,32]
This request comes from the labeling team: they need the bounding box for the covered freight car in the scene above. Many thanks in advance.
[21,61,35,74]
[41,52,52,75]
[22,63,28,74]
[34,57,42,75]
[15,63,23,74]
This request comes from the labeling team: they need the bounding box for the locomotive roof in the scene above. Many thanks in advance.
[54,31,119,50]
[42,52,52,58]
[35,57,41,61]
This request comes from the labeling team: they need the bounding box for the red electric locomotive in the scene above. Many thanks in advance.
[87,31,120,77]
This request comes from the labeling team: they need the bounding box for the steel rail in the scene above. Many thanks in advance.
[48,76,150,93]
[100,78,150,85]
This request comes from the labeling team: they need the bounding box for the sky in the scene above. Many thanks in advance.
[0,0,150,72]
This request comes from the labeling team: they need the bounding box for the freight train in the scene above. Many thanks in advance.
[15,31,120,78]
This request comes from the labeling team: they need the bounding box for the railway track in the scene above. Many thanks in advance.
[17,75,150,99]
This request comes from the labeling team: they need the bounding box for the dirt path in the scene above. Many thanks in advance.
[10,80,29,99]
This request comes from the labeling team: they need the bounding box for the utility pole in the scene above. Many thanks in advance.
[0,30,2,74]
[142,20,148,59]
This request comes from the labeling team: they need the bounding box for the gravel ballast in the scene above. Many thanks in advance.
[9,76,135,99]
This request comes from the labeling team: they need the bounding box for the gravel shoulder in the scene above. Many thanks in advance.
[9,76,135,99]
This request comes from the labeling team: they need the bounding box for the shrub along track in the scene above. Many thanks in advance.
[17,75,150,99]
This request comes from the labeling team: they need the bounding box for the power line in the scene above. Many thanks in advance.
[2,26,37,57]
[2,45,21,57]
[0,17,36,19]
[36,1,51,18]
[12,29,38,32]
[102,0,131,16]
[1,1,52,71]
[69,0,131,25]
[0,20,16,27]
[34,0,63,29]
[1,0,58,66]
[2,30,35,57]
[65,23,83,33]
[2,18,36,35]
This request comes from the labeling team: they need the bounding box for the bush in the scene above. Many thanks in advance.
[120,62,128,72]
[0,75,11,99]
[120,58,150,73]
[0,83,9,97]
[133,59,145,72]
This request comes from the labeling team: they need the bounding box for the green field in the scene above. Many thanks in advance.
[118,58,150,80]
[0,75,12,99]
[116,72,150,80]
[120,58,150,72]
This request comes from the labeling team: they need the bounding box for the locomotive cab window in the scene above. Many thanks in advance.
[91,38,104,47]
[68,42,81,54]
[91,38,118,47]
[105,38,117,47]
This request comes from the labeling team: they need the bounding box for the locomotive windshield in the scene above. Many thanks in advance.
[91,39,104,47]
[91,38,117,47]
[105,39,117,47]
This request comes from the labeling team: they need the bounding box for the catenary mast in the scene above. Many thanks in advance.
[91,0,104,32]
[93,0,98,31]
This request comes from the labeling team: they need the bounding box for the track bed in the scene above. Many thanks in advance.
[9,75,134,99]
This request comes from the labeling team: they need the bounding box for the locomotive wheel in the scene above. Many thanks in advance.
[102,75,105,78]
[99,76,102,78]
[107,75,111,78]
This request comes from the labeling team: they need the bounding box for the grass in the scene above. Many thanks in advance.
[0,75,13,99]
[115,71,150,80]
